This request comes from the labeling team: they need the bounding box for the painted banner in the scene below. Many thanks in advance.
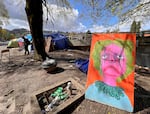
[85,33,136,112]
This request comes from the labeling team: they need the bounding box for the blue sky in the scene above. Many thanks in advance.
[0,0,150,32]
[69,0,120,27]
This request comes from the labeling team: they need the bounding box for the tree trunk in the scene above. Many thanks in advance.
[25,0,49,61]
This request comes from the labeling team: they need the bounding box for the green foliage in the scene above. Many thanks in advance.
[130,20,141,33]
[130,20,136,32]
[86,30,91,34]
[0,28,15,41]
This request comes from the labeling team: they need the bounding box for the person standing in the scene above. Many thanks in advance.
[22,36,30,55]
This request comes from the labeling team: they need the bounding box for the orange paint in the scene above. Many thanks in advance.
[86,33,136,107]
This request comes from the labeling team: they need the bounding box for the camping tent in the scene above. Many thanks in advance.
[25,34,32,41]
[24,34,33,52]
[7,39,19,48]
[7,37,25,48]
[44,33,72,51]
[17,37,24,47]
[50,33,71,50]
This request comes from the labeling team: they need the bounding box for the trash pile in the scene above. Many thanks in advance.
[36,81,76,113]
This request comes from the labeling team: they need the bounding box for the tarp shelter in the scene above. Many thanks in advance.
[75,59,89,74]
[7,39,19,48]
[25,34,32,41]
[48,33,71,50]
[7,37,25,48]
[17,37,24,47]
[24,34,33,52]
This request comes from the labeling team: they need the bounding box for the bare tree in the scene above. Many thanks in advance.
[25,0,50,61]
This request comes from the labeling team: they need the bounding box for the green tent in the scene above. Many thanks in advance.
[7,39,19,48]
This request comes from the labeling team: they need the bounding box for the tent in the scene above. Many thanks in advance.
[7,39,19,48]
[25,34,32,41]
[17,37,24,47]
[47,33,72,50]
[7,37,25,48]
[51,33,71,50]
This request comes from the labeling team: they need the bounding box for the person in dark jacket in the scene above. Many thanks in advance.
[22,36,30,55]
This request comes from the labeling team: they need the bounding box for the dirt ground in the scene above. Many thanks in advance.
[0,46,150,114]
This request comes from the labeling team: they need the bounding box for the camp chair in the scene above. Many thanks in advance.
[0,49,10,63]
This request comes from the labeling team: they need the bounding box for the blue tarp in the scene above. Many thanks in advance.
[25,33,70,50]
[75,59,89,74]
[49,33,70,50]
[25,34,32,41]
